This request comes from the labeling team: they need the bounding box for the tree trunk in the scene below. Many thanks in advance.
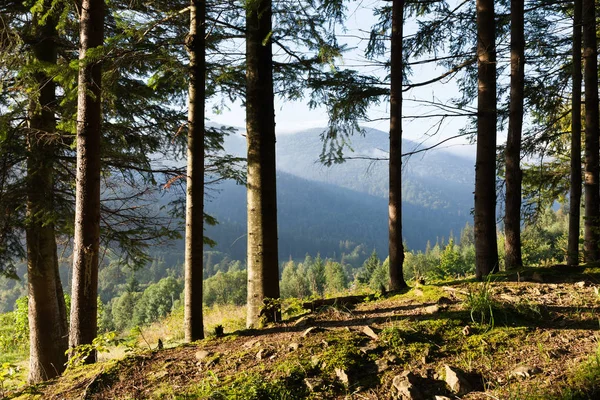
[69,0,104,362]
[474,0,499,279]
[184,0,205,342]
[26,6,68,382]
[583,0,600,262]
[568,0,583,266]
[504,0,525,270]
[245,0,280,328]
[389,0,407,292]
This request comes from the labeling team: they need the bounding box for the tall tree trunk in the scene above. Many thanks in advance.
[69,0,104,362]
[245,0,280,328]
[474,0,499,279]
[583,0,600,262]
[26,6,68,382]
[389,0,407,292]
[504,0,525,270]
[568,0,583,266]
[184,0,205,342]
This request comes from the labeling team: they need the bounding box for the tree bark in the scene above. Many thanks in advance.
[26,6,68,382]
[389,0,407,292]
[568,0,583,266]
[504,0,525,270]
[245,0,280,328]
[69,0,104,362]
[583,0,600,262]
[475,0,499,279]
[184,0,205,342]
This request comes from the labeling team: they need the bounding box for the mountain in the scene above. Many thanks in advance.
[204,127,475,260]
[223,127,474,213]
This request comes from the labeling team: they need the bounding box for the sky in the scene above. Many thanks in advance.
[208,0,479,159]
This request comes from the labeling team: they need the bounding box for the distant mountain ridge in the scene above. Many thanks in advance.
[202,127,475,260]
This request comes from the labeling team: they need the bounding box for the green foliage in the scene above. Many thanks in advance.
[0,362,23,397]
[204,269,247,307]
[432,237,470,278]
[306,254,326,296]
[66,331,120,369]
[132,276,182,326]
[368,257,389,291]
[280,260,310,299]
[465,280,499,328]
[324,260,348,295]
[356,250,380,284]
[560,347,600,399]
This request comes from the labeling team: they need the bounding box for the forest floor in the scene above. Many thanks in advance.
[5,265,600,399]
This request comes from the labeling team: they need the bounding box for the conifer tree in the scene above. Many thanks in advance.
[245,0,280,328]
[25,3,68,383]
[389,0,407,291]
[69,0,104,362]
[504,0,525,270]
[184,0,206,342]
[568,0,583,266]
[475,0,499,279]
[582,0,600,262]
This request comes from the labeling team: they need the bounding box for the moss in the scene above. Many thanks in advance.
[321,332,364,372]
[398,285,448,303]
[186,371,310,399]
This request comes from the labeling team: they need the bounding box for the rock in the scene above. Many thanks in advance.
[304,377,324,392]
[195,350,211,361]
[413,288,424,297]
[575,281,588,289]
[445,365,472,395]
[256,348,273,360]
[392,372,424,400]
[359,343,378,354]
[424,305,440,314]
[362,325,379,340]
[510,365,542,379]
[376,358,390,372]
[335,368,349,386]
[288,342,301,352]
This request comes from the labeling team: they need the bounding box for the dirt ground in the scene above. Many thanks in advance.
[7,266,600,400]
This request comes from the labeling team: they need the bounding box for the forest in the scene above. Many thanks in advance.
[1,0,600,398]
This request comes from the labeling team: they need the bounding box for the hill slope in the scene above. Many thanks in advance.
[204,171,471,262]
[11,267,600,400]
[204,127,475,260]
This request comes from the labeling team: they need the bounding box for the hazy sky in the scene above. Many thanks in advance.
[208,0,479,159]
